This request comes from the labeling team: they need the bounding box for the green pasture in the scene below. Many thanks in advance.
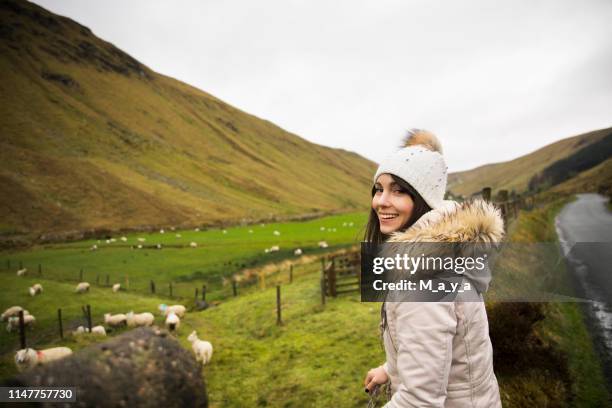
[1,212,367,300]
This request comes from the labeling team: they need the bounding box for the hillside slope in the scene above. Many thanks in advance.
[0,0,376,237]
[447,127,611,197]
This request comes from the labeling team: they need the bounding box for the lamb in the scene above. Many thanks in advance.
[1,306,28,321]
[16,268,27,276]
[73,325,106,336]
[189,242,198,248]
[165,312,180,332]
[75,282,90,293]
[7,314,35,332]
[318,241,329,248]
[104,313,127,327]
[294,248,303,256]
[14,347,72,372]
[126,311,154,327]
[187,331,213,365]
[28,283,43,296]
[158,304,186,318]
[112,283,121,293]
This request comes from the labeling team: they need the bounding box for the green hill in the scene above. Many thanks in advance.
[0,0,376,239]
[447,127,611,197]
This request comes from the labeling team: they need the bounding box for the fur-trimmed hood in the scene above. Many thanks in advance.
[384,199,505,294]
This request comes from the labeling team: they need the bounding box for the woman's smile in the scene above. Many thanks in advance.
[372,173,415,234]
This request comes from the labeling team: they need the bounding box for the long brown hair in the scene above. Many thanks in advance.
[364,173,432,243]
[364,173,433,338]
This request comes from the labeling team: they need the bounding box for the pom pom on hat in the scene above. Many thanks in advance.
[401,129,443,154]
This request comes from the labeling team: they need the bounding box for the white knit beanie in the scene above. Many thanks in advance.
[373,129,448,209]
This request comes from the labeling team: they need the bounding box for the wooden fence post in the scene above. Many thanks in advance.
[276,285,282,325]
[58,308,63,340]
[482,187,491,202]
[18,310,26,349]
[86,305,92,332]
[289,264,293,284]
[201,285,206,301]
[150,280,156,294]
[232,280,237,297]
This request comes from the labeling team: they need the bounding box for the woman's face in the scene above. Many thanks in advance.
[372,173,415,234]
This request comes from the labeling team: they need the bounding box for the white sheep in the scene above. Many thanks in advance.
[175,233,182,238]
[160,228,165,234]
[158,304,186,318]
[318,241,329,248]
[14,347,72,372]
[248,229,253,233]
[187,331,213,365]
[28,283,43,297]
[269,245,280,252]
[195,227,200,232]
[104,313,127,327]
[73,325,106,336]
[165,312,180,332]
[7,314,36,332]
[112,283,121,293]
[189,242,198,248]
[16,268,27,276]
[126,311,154,327]
[137,237,146,242]
[294,248,303,256]
[90,244,98,251]
[222,230,227,234]
[320,226,325,231]
[1,306,29,321]
[120,236,127,242]
[273,230,280,236]
[75,282,90,293]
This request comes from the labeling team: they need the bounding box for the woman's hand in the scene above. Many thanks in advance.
[364,365,389,393]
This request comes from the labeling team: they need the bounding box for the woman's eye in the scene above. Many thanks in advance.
[374,187,383,193]
[392,189,404,194]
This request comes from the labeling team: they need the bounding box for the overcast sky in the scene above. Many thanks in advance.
[33,0,612,171]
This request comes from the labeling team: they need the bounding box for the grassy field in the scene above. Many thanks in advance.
[1,212,368,301]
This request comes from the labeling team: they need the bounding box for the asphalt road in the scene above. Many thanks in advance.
[555,193,612,385]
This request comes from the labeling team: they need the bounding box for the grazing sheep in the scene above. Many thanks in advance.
[269,245,280,252]
[343,222,347,227]
[195,227,200,232]
[120,236,127,242]
[189,242,198,248]
[273,230,280,236]
[137,244,143,249]
[165,312,180,332]
[126,311,154,327]
[137,237,146,242]
[320,226,325,231]
[75,282,90,293]
[187,331,213,365]
[160,228,165,234]
[14,347,72,372]
[90,244,98,251]
[264,248,269,253]
[7,314,36,332]
[175,233,182,238]
[16,268,27,277]
[112,283,121,293]
[1,306,28,321]
[349,222,354,227]
[158,304,186,318]
[104,313,127,327]
[156,243,162,249]
[110,238,116,243]
[28,283,43,297]
[318,241,329,248]
[73,325,106,336]
[294,248,303,256]
[105,239,111,244]
[248,229,253,233]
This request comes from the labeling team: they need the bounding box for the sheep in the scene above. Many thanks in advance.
[160,228,165,234]
[269,245,280,252]
[248,229,253,234]
[156,243,162,249]
[195,227,200,232]
[175,233,182,238]
[187,331,213,365]
[165,312,180,332]
[126,311,154,327]
[7,314,35,332]
[320,226,325,231]
[137,237,146,242]
[112,283,121,293]
[14,347,72,372]
[294,248,303,256]
[16,268,27,277]
[318,241,329,248]
[158,304,186,318]
[273,230,280,236]
[349,222,354,227]
[28,283,43,296]
[1,306,29,321]
[104,313,127,327]
[264,248,269,253]
[73,325,106,336]
[137,244,143,249]
[75,282,90,293]
[90,244,98,251]
[109,238,116,243]
[189,242,198,248]
[120,236,127,242]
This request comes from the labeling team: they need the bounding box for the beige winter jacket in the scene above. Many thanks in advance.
[380,199,504,408]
